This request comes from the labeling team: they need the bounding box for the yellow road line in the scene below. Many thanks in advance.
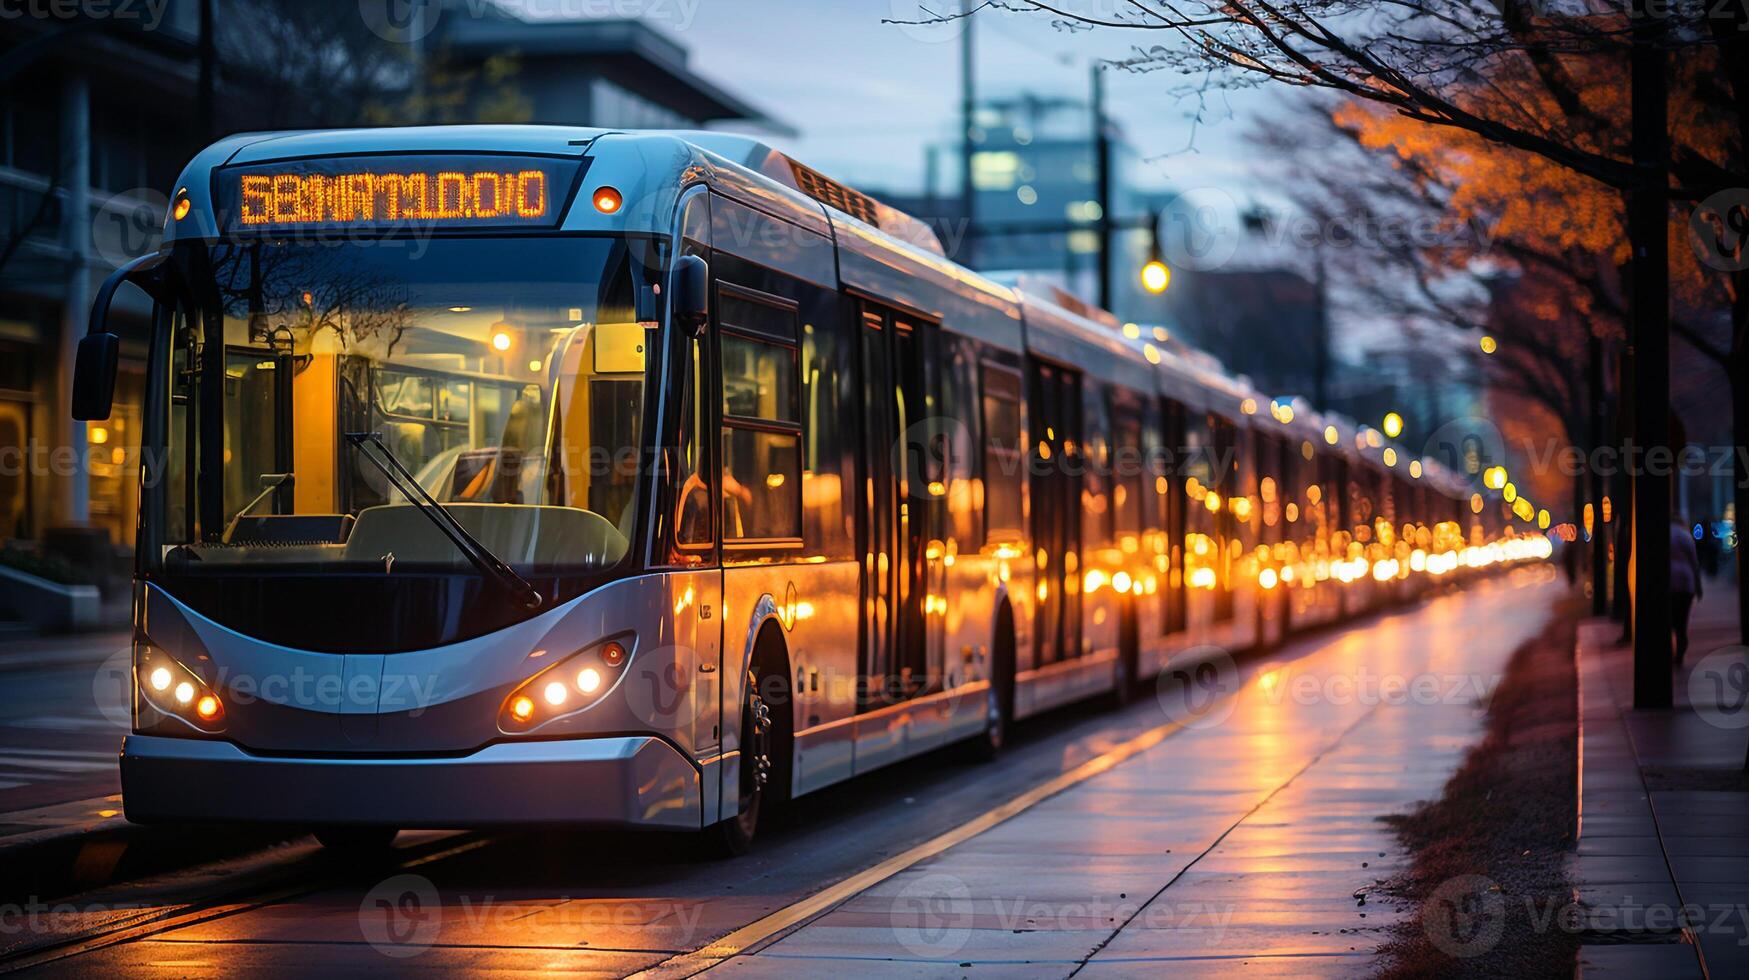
[628,718,1187,979]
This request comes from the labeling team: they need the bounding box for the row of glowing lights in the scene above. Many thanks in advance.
[1258,536,1551,589]
[145,666,222,721]
[506,640,626,725]
[1069,533,1550,600]
[510,666,606,722]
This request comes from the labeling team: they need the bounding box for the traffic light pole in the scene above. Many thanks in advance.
[960,13,977,269]
[1093,62,1113,311]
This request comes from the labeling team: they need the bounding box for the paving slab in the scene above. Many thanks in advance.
[1570,591,1746,980]
[1576,943,1703,978]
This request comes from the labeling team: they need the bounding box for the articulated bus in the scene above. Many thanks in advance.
[72,127,1546,853]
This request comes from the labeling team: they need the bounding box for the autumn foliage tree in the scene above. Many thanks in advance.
[955,0,1748,638]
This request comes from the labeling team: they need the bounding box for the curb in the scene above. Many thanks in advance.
[0,796,292,907]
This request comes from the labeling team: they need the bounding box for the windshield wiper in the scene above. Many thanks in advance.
[345,432,544,610]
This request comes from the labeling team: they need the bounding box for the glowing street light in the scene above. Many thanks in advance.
[1140,259,1171,294]
[1382,412,1404,439]
[1484,466,1508,491]
[1479,335,1498,354]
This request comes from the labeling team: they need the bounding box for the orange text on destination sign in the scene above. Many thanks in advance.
[237,170,550,226]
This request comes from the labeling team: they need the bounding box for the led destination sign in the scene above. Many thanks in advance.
[218,155,581,233]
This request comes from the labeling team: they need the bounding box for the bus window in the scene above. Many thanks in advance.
[1112,408,1143,548]
[668,332,713,560]
[801,314,854,560]
[979,363,1024,543]
[718,283,802,547]
[1029,361,1083,665]
[155,235,652,579]
[1082,383,1113,555]
[1138,397,1167,603]
[1210,414,1239,622]
[942,337,981,552]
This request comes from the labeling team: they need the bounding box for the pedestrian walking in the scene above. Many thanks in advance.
[1671,518,1704,666]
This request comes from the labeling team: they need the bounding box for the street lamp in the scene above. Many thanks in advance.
[1140,258,1171,294]
[1479,335,1498,354]
[1382,412,1403,439]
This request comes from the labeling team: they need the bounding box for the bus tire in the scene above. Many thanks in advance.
[1112,596,1139,707]
[703,639,788,858]
[963,602,1015,763]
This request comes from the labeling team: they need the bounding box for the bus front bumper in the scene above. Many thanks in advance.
[120,734,703,830]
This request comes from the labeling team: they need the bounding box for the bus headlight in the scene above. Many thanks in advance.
[498,637,631,733]
[135,642,225,733]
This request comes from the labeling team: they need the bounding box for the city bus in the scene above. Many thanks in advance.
[72,126,1543,854]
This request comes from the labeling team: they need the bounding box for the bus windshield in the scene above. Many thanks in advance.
[149,235,662,640]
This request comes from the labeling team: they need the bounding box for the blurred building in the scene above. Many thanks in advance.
[0,1,772,591]
[899,92,1161,323]
[1,1,206,568]
[1162,267,1327,403]
[425,6,775,131]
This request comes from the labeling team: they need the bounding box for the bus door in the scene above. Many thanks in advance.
[858,304,935,712]
[1028,361,1082,665]
[1161,397,1188,636]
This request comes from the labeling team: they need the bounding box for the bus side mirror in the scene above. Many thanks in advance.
[674,255,709,336]
[74,251,166,421]
[72,333,120,421]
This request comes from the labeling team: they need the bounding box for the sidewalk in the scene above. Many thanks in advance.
[1571,586,1749,978]
[709,575,1563,976]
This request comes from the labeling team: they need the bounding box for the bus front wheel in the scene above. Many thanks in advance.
[703,671,772,858]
